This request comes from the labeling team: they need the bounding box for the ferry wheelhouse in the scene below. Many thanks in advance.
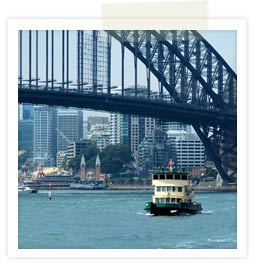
[145,163,202,215]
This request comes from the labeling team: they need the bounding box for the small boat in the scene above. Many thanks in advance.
[144,161,202,215]
[18,185,38,194]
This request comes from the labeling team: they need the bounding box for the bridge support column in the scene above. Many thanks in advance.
[51,30,54,90]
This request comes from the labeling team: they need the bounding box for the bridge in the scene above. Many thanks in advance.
[18,30,237,184]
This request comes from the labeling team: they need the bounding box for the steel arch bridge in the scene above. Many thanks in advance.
[18,30,237,184]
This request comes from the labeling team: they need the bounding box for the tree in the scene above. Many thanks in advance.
[67,144,99,173]
[100,144,133,174]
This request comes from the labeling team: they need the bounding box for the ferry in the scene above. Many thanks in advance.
[145,161,202,215]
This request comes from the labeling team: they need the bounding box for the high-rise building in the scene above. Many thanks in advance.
[110,113,121,145]
[110,112,155,158]
[56,108,83,154]
[145,117,156,138]
[138,128,170,172]
[18,104,34,121]
[18,119,33,150]
[33,106,56,166]
[130,115,145,158]
[167,132,205,170]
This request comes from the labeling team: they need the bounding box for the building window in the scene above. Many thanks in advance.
[171,198,176,203]
[157,186,161,192]
[174,174,180,180]
[172,186,176,192]
[167,186,171,192]
[162,187,166,192]
[181,174,187,180]
[178,187,183,192]
[160,174,165,180]
[153,174,159,180]
[166,174,173,179]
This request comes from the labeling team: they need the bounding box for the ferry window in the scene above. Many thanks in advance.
[166,198,170,203]
[181,174,187,180]
[155,198,159,203]
[157,186,161,192]
[172,186,176,192]
[178,187,183,192]
[153,174,159,180]
[166,174,173,179]
[167,186,171,192]
[174,174,180,180]
[162,187,166,192]
[171,198,176,203]
[177,198,181,203]
[160,174,165,180]
[159,198,165,203]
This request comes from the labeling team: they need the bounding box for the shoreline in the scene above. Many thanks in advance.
[21,185,237,192]
[105,185,237,192]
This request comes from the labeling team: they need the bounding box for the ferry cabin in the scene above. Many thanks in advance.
[152,172,194,204]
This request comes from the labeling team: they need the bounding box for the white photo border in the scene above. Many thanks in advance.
[8,18,246,258]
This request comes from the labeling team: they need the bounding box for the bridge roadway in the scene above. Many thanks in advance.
[19,88,236,129]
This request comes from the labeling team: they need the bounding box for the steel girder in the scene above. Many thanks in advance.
[106,30,237,183]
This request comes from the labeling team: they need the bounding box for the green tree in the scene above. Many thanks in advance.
[100,144,133,174]
[67,144,99,173]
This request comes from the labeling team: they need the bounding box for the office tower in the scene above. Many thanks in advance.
[130,115,145,158]
[56,108,83,153]
[18,104,34,120]
[138,128,169,171]
[145,117,156,138]
[168,132,205,170]
[18,119,33,150]
[33,106,56,166]
[110,113,121,145]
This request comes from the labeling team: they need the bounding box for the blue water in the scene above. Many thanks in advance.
[18,190,237,249]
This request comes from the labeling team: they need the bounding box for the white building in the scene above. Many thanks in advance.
[110,113,121,145]
[167,131,205,170]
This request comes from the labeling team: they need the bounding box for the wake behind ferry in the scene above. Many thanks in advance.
[145,160,202,215]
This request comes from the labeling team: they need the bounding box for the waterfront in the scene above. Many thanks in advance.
[18,190,237,249]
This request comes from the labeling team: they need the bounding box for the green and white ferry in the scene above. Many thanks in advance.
[145,161,202,215]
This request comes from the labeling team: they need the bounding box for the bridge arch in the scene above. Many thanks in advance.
[105,30,237,182]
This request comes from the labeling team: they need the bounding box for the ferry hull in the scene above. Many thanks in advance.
[145,202,202,215]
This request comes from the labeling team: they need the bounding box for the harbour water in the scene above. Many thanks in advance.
[18,190,237,249]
